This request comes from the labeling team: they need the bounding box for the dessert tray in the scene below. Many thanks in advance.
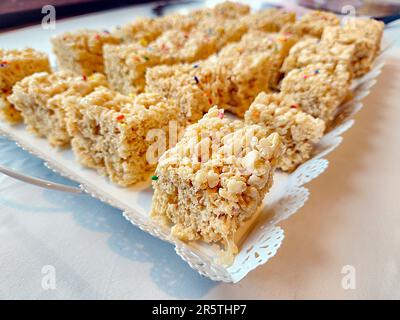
[0,44,387,283]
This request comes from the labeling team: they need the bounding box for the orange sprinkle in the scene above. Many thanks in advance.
[116,114,125,122]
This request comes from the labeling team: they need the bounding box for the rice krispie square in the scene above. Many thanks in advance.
[344,18,384,56]
[104,18,247,95]
[321,23,381,77]
[280,62,351,122]
[0,48,50,123]
[245,92,325,172]
[8,71,107,147]
[150,106,282,261]
[282,10,340,38]
[66,87,181,186]
[146,30,297,120]
[8,71,74,141]
[51,30,121,76]
[281,38,355,75]
[145,63,213,124]
[241,8,296,32]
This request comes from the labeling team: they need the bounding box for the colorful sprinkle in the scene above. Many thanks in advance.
[193,64,199,69]
[303,75,309,79]
[103,30,110,34]
[194,76,199,84]
[82,75,87,81]
[314,69,320,74]
[95,34,100,40]
[218,111,224,119]
[290,104,299,109]
[116,114,125,122]
[151,175,158,181]
[142,55,150,61]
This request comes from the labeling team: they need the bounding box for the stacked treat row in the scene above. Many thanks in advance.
[0,2,384,262]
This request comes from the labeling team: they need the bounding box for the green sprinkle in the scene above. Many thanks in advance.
[151,175,158,181]
[143,55,150,61]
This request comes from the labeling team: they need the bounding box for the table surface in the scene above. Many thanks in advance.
[1,1,400,299]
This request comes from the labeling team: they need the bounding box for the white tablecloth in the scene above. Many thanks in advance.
[1,1,400,299]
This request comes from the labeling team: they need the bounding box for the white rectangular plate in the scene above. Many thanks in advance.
[0,4,389,281]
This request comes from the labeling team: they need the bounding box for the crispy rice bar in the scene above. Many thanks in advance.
[245,92,325,172]
[146,31,297,120]
[150,106,282,262]
[0,48,50,123]
[343,18,384,58]
[281,10,340,38]
[66,87,181,186]
[240,8,296,32]
[8,71,107,147]
[321,23,381,77]
[281,37,354,75]
[280,62,351,122]
[145,63,212,124]
[51,30,121,75]
[104,18,248,95]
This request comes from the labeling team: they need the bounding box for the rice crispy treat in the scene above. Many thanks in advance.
[104,18,247,95]
[281,37,355,75]
[321,24,380,77]
[51,30,121,75]
[145,63,212,123]
[0,48,50,124]
[245,92,325,172]
[281,10,340,38]
[241,8,296,32]
[146,31,297,120]
[66,87,181,186]
[343,18,384,57]
[8,71,107,147]
[150,106,282,262]
[280,62,351,122]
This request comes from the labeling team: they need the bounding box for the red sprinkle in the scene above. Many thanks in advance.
[290,104,299,109]
[82,75,87,81]
[116,114,125,122]
[95,34,100,40]
[303,75,309,79]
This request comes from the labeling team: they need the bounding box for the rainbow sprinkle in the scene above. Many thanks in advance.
[116,114,125,122]
[151,175,158,181]
[218,111,224,119]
